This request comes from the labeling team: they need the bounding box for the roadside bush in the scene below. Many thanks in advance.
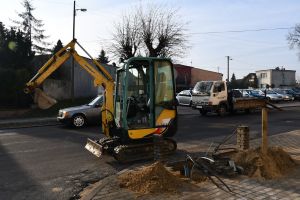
[0,68,33,107]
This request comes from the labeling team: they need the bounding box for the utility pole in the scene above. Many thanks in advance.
[226,56,232,82]
[71,0,75,101]
[71,0,86,101]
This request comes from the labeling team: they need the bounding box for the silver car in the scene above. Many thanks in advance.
[176,90,192,106]
[57,95,103,127]
[264,90,283,102]
[274,89,294,101]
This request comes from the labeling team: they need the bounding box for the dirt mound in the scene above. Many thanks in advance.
[231,146,296,179]
[119,162,185,194]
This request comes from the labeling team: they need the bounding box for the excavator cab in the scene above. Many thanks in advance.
[114,57,177,138]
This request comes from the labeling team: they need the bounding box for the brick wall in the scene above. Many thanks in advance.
[191,67,223,86]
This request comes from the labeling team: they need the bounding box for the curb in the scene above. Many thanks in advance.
[0,117,58,129]
[79,179,106,200]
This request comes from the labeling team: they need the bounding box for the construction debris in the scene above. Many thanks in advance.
[119,162,186,194]
[230,146,296,179]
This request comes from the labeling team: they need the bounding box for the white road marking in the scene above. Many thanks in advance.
[1,140,33,146]
[0,132,19,137]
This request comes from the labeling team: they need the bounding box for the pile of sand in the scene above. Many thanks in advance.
[231,146,296,179]
[119,162,185,194]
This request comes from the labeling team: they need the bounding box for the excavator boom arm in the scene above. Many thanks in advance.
[25,40,75,93]
[25,39,115,136]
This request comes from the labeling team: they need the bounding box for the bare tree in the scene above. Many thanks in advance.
[111,13,141,61]
[287,24,300,57]
[111,3,187,60]
[139,4,187,57]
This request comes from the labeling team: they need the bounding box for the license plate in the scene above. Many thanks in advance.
[196,105,202,108]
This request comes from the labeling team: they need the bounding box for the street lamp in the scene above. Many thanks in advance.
[226,56,232,82]
[71,0,87,101]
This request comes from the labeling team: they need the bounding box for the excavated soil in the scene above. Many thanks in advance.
[231,146,297,179]
[119,162,188,194]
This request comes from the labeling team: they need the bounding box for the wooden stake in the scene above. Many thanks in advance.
[262,107,268,154]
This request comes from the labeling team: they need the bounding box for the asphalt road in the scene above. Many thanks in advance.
[0,126,127,200]
[0,106,299,199]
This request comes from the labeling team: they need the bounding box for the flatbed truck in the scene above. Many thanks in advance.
[191,81,266,116]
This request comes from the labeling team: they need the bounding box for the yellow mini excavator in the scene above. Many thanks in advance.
[25,39,178,163]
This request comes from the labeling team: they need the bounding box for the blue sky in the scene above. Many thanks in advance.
[0,0,299,80]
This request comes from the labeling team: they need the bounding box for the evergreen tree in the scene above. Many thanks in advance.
[13,0,50,54]
[49,39,64,79]
[230,73,237,89]
[0,22,33,107]
[97,49,109,64]
[52,39,63,55]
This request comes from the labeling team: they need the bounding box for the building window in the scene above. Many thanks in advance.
[260,73,267,78]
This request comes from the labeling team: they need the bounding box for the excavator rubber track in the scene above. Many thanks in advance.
[86,137,177,163]
[113,138,177,163]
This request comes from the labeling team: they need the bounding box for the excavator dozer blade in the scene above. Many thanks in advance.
[34,88,57,109]
[85,138,103,157]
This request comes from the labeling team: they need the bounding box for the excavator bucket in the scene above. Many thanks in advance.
[85,138,103,157]
[34,88,57,109]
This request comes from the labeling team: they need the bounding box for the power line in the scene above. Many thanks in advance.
[189,27,294,35]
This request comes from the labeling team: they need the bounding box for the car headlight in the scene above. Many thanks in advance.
[59,110,69,118]
[62,111,69,118]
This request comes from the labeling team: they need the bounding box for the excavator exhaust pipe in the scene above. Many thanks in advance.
[34,88,57,109]
[85,138,103,157]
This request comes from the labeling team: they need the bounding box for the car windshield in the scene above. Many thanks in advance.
[252,90,263,95]
[275,90,285,94]
[88,96,103,106]
[267,91,277,94]
[286,89,294,94]
[193,81,213,94]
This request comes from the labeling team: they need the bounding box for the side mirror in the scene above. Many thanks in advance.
[94,104,102,108]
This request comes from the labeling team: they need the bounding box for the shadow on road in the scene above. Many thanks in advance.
[0,140,50,200]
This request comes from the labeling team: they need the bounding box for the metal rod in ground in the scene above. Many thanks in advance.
[262,107,268,154]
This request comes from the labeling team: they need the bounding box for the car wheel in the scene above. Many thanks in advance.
[199,109,207,116]
[218,104,227,116]
[72,114,86,128]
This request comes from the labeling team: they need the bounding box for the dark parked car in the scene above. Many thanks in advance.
[274,89,294,101]
[57,95,103,127]
[283,89,300,100]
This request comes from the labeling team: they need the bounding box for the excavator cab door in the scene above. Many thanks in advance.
[114,58,177,139]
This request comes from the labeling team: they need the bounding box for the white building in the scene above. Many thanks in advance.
[256,68,296,88]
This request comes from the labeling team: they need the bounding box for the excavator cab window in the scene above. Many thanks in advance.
[125,61,150,129]
[115,69,125,128]
[115,58,175,131]
[115,59,151,129]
